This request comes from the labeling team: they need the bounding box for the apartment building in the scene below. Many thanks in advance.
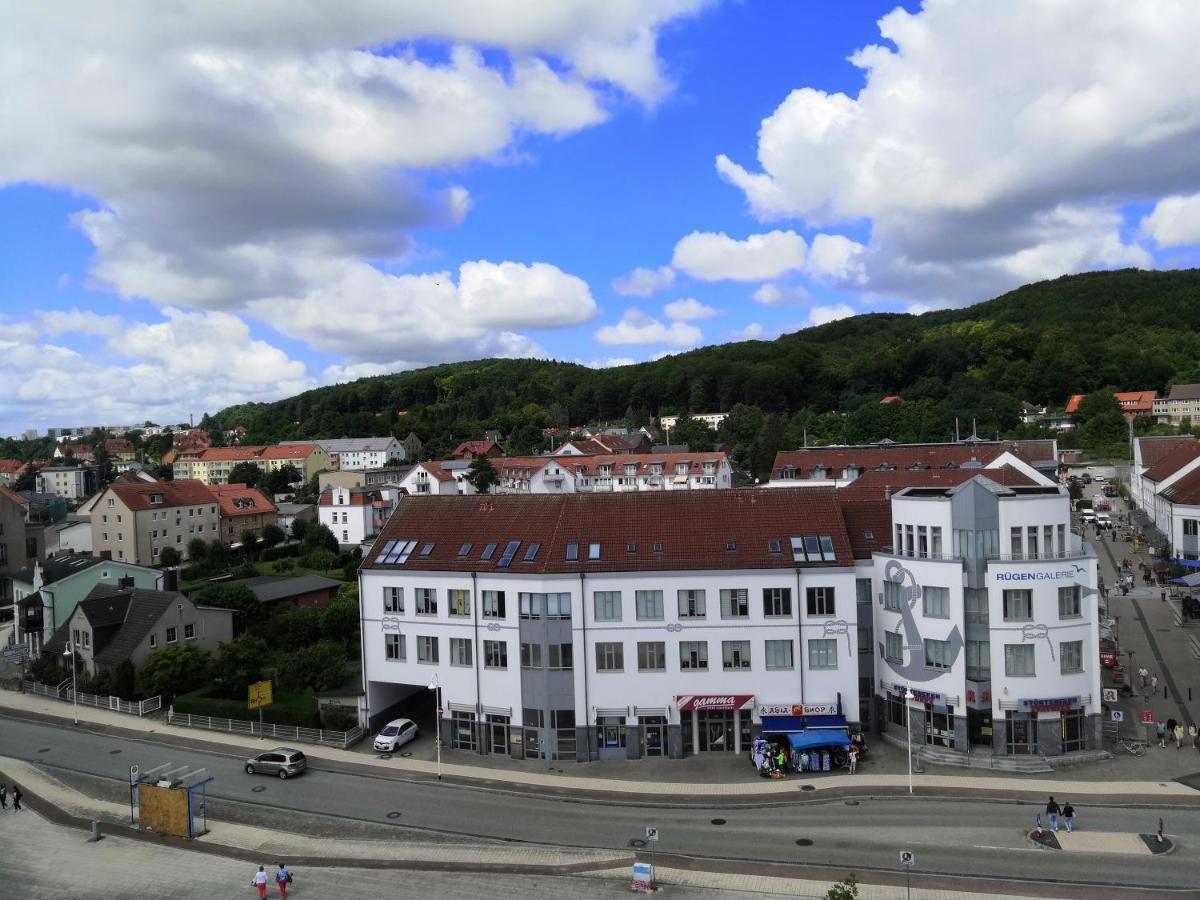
[36,465,100,501]
[207,483,278,545]
[1153,384,1200,425]
[281,437,404,471]
[319,486,398,547]
[91,480,220,565]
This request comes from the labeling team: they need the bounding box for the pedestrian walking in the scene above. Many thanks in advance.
[1046,796,1061,832]
[1151,674,1159,692]
[848,748,858,774]
[1139,666,1149,688]
[274,862,291,899]
[251,865,268,900]
[11,785,21,811]
[1062,801,1075,833]
[1157,720,1167,748]
[0,782,7,810]
[1175,724,1185,748]
[1190,724,1198,749]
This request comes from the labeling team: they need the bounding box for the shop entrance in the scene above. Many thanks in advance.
[487,715,510,755]
[642,716,666,757]
[924,706,955,749]
[698,711,735,752]
[1061,709,1085,752]
[967,708,993,745]
[1005,712,1037,754]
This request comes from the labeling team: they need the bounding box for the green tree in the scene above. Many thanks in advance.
[239,529,260,552]
[278,640,348,693]
[321,586,361,653]
[290,517,310,542]
[261,464,301,495]
[305,549,339,573]
[464,453,499,494]
[825,875,859,900]
[111,660,137,699]
[186,538,209,565]
[206,540,233,572]
[669,415,716,452]
[260,523,285,549]
[159,546,181,568]
[226,461,262,487]
[211,633,268,698]
[195,584,265,634]
[139,645,212,700]
[303,523,339,554]
[14,463,38,492]
[269,604,323,647]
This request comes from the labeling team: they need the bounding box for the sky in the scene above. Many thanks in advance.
[3,0,1200,436]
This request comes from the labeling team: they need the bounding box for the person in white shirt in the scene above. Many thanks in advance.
[251,865,268,899]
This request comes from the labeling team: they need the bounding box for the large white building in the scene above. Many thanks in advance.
[1130,436,1200,560]
[359,476,1101,763]
[496,452,732,494]
[281,437,405,471]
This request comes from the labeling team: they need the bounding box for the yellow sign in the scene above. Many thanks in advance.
[248,680,273,710]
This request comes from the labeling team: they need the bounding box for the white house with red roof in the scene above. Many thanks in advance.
[320,486,398,546]
[451,440,502,460]
[397,460,476,497]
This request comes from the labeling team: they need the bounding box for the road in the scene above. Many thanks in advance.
[0,714,1196,893]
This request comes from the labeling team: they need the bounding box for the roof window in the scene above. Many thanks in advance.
[767,539,781,553]
[566,542,579,561]
[588,542,601,560]
[497,540,521,568]
[420,543,435,557]
[378,539,417,565]
[458,542,473,557]
[653,542,663,553]
[523,543,540,562]
[481,543,497,561]
[626,542,636,553]
[725,540,736,551]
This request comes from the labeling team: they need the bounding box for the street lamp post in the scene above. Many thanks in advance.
[427,676,442,781]
[905,686,916,795]
[64,643,79,726]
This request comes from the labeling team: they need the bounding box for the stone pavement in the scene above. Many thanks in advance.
[3,688,1197,804]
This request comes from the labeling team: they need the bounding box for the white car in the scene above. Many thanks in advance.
[1093,475,1106,483]
[373,718,419,752]
[1096,513,1112,527]
[1080,510,1096,523]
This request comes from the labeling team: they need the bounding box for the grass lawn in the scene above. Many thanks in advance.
[251,560,347,581]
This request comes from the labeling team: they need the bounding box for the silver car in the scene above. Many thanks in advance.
[245,747,308,779]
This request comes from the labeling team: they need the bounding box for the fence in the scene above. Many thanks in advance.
[21,678,163,717]
[167,709,363,749]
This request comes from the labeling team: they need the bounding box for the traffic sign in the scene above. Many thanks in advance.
[3,645,30,664]
[1102,688,1118,702]
[1111,710,1124,722]
[1142,709,1155,725]
[899,849,915,867]
[645,826,659,842]
[248,679,273,710]
[129,764,139,785]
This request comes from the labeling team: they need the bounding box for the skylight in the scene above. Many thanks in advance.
[725,540,736,551]
[458,543,473,557]
[523,543,540,561]
[588,542,600,560]
[566,542,579,561]
[481,543,497,560]
[420,543,435,556]
[497,540,521,568]
[790,534,836,563]
[626,542,636,553]
[767,539,781,553]
[379,539,417,565]
[819,535,836,561]
[376,539,398,561]
[653,542,663,553]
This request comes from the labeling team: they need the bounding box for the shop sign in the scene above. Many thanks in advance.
[1021,696,1078,712]
[965,689,992,703]
[993,565,1087,583]
[676,694,754,712]
[1100,651,1118,667]
[632,863,654,893]
[1141,709,1154,724]
[756,703,838,717]
[892,684,941,704]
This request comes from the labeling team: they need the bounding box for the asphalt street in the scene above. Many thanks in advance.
[0,714,1196,893]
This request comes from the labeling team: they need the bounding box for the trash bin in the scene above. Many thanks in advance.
[89,820,103,842]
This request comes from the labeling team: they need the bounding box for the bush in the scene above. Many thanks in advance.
[271,559,295,573]
[269,604,323,648]
[159,547,181,568]
[342,559,360,581]
[321,588,361,653]
[278,640,348,693]
[140,645,212,701]
[210,633,269,699]
[261,543,301,562]
[261,523,285,549]
[291,517,310,542]
[174,686,321,728]
[320,704,359,731]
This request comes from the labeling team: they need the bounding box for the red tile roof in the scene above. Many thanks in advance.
[0,484,29,506]
[451,440,501,458]
[1159,467,1200,506]
[837,465,1037,500]
[365,487,853,574]
[1115,390,1157,413]
[1065,394,1083,414]
[0,459,25,475]
[1138,436,1198,470]
[105,479,217,511]
[207,484,277,518]
[319,488,376,506]
[1142,443,1200,483]
[105,438,135,454]
[414,460,458,482]
[771,441,1055,481]
[880,395,903,404]
[838,499,892,558]
[194,446,268,462]
[261,444,321,460]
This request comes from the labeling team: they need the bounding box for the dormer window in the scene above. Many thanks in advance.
[810,466,827,480]
[780,465,795,480]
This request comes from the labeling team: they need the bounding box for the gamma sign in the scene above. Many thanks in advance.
[248,679,274,710]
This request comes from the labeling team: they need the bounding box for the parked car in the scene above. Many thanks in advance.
[1096,513,1113,528]
[1080,509,1097,523]
[373,718,420,752]
[245,747,308,779]
[1082,473,1092,484]
[1093,475,1106,483]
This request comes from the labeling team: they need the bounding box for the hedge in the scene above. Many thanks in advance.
[173,686,321,728]
[260,543,302,562]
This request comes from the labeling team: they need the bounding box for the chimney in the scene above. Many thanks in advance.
[884,485,892,500]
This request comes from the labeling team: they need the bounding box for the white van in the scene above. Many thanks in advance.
[1080,509,1097,524]
[1096,513,1112,528]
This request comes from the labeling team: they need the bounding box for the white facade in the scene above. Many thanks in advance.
[768,450,1051,489]
[283,437,405,471]
[320,488,375,546]
[398,462,475,497]
[660,413,727,431]
[36,466,96,500]
[495,455,732,494]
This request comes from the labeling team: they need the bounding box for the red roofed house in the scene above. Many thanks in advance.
[207,484,278,545]
[397,460,474,497]
[319,486,397,546]
[1129,436,1200,538]
[53,443,94,463]
[1064,394,1083,415]
[0,459,25,487]
[880,395,904,405]
[104,438,137,461]
[173,429,212,452]
[1114,391,1157,421]
[91,479,220,565]
[451,440,503,461]
[260,443,332,481]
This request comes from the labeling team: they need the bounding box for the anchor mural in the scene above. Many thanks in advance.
[877,558,963,683]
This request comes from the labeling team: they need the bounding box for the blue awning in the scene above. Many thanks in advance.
[1170,572,1200,586]
[761,715,805,733]
[1174,559,1200,570]
[804,714,848,729]
[786,728,851,751]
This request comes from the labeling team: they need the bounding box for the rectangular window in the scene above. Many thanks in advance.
[1002,589,1032,621]
[637,641,666,672]
[82,632,91,649]
[883,580,905,611]
[1010,526,1023,559]
[519,592,542,619]
[1057,524,1066,556]
[588,542,600,560]
[966,639,990,680]
[805,586,835,617]
[416,588,437,616]
[593,591,621,621]
[484,640,507,669]
[884,630,903,663]
[763,587,792,617]
[1060,640,1083,674]
[448,589,470,617]
[677,589,706,618]
[520,642,542,669]
[856,578,872,605]
[482,590,505,618]
[722,640,751,670]
[595,642,623,672]
[930,526,943,558]
[808,638,838,670]
[546,592,571,619]
[720,588,749,618]
[1058,585,1081,618]
[383,587,403,613]
[184,623,195,640]
[964,588,989,624]
[679,641,708,670]
[1186,520,1200,537]
[149,633,157,649]
[765,639,794,669]
[417,635,439,663]
[922,586,950,619]
[1027,526,1039,560]
[450,637,473,667]
[385,633,405,661]
[547,643,573,670]
[166,626,178,644]
[924,638,952,670]
[1004,643,1035,676]
[918,525,928,558]
[1043,525,1054,559]
[566,542,579,560]
[635,590,664,620]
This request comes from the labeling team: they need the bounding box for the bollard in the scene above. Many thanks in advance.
[89,819,103,843]
[1157,817,1164,843]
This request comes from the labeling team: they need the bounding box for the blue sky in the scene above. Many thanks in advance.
[2,1,1199,436]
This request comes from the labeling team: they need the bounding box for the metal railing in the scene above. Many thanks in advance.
[21,679,163,716]
[167,709,364,749]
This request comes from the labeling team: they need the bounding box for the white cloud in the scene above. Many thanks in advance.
[611,265,676,297]
[807,304,855,327]
[595,309,702,346]
[1142,193,1200,248]
[806,234,867,282]
[671,230,807,281]
[663,298,718,321]
[751,282,810,305]
[580,357,638,369]
[728,322,764,340]
[716,0,1198,304]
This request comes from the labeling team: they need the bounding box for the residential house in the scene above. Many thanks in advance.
[659,413,728,431]
[0,459,25,487]
[42,585,233,679]
[261,443,332,481]
[401,432,423,461]
[207,483,278,545]
[172,446,268,485]
[1128,436,1200,543]
[275,502,316,536]
[11,554,162,652]
[1153,384,1200,425]
[451,440,502,461]
[319,486,397,546]
[1130,435,1198,512]
[553,433,645,456]
[0,486,30,621]
[36,465,100,501]
[398,460,476,496]
[53,444,94,463]
[281,437,404,471]
[104,438,138,461]
[233,574,343,610]
[1066,391,1157,423]
[173,429,212,452]
[91,479,220,566]
[43,518,93,556]
[319,467,411,493]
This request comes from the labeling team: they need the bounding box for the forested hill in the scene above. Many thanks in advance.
[209,268,1200,458]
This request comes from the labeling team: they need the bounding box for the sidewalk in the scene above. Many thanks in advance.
[3,686,1198,803]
